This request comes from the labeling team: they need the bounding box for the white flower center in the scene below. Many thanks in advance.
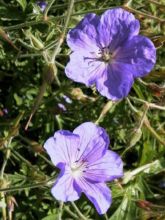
[70,161,87,179]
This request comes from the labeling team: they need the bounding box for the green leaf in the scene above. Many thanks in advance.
[14,93,23,106]
[110,184,142,220]
[16,0,27,11]
[42,214,57,220]
[123,158,165,184]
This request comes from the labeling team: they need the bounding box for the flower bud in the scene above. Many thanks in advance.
[7,196,17,213]
[136,200,152,211]
[25,30,44,50]
[128,128,142,147]
[42,63,58,85]
[37,1,47,12]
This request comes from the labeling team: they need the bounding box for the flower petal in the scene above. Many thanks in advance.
[77,180,112,214]
[115,35,156,77]
[44,130,80,167]
[67,13,99,53]
[98,8,140,50]
[96,64,134,100]
[73,122,110,163]
[84,150,123,182]
[76,13,99,39]
[65,52,105,86]
[51,167,82,202]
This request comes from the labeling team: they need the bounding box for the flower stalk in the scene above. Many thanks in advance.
[71,202,88,220]
[51,0,75,63]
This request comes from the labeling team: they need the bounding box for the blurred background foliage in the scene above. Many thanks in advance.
[0,0,165,219]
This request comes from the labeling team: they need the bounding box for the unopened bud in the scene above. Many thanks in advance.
[25,30,44,50]
[43,63,58,84]
[7,196,17,212]
[70,88,88,101]
[30,140,44,153]
[0,179,10,188]
[6,148,11,159]
[129,128,142,147]
[136,200,152,211]
[10,125,19,137]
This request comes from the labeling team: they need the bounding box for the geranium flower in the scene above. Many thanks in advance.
[44,122,123,214]
[37,1,47,12]
[65,8,156,100]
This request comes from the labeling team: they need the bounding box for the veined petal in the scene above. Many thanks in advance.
[51,167,82,202]
[73,122,110,163]
[77,180,112,214]
[96,64,134,100]
[84,150,123,182]
[76,13,99,39]
[98,8,140,50]
[65,52,105,86]
[67,13,100,53]
[115,35,156,77]
[44,130,80,167]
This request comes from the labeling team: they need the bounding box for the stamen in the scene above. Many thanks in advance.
[101,47,113,62]
[70,160,87,178]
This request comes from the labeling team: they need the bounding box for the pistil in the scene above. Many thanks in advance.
[101,47,113,62]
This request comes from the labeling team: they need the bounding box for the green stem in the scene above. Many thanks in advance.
[58,202,64,220]
[4,4,164,32]
[144,119,165,146]
[38,153,55,167]
[0,177,55,193]
[127,98,165,146]
[44,0,56,20]
[95,100,117,125]
[0,138,12,220]
[0,159,8,179]
[138,105,149,129]
[25,81,47,130]
[3,20,48,31]
[0,138,12,179]
[123,159,161,184]
[55,61,65,70]
[130,96,165,111]
[71,202,88,220]
[51,0,75,62]
[72,7,114,16]
[148,0,165,7]
[122,5,165,23]
[51,0,93,10]
[55,115,63,129]
[1,192,7,220]
[18,134,54,167]
[123,0,133,6]
[126,98,138,113]
[11,149,35,169]
[64,206,78,219]
[121,104,148,157]
[104,213,109,220]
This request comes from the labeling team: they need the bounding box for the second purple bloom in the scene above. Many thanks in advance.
[44,122,123,214]
[65,8,156,100]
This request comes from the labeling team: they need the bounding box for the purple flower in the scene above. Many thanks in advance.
[57,103,67,111]
[37,1,47,12]
[44,122,123,214]
[62,95,72,104]
[3,108,8,114]
[65,8,156,100]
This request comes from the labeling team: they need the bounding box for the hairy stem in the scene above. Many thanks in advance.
[51,0,75,62]
[44,0,56,20]
[71,202,88,220]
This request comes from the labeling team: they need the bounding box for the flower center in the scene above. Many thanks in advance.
[101,47,112,62]
[70,161,87,179]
